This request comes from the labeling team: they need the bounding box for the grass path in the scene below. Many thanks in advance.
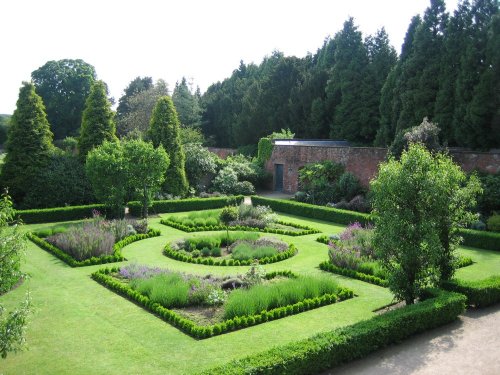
[0,212,497,374]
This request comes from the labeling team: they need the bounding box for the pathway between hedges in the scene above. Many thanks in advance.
[324,304,500,375]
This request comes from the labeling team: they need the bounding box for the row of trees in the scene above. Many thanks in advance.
[0,79,189,212]
[201,0,499,150]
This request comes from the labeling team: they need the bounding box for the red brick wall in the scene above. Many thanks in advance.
[207,147,236,159]
[267,145,500,193]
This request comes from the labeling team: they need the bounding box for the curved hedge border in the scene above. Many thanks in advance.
[319,261,389,287]
[164,243,298,266]
[253,196,500,251]
[199,289,466,374]
[442,276,500,308]
[27,229,161,267]
[15,204,105,224]
[160,219,320,236]
[128,196,244,217]
[251,196,371,226]
[91,267,354,339]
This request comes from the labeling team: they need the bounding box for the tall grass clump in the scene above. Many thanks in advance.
[131,273,190,308]
[224,275,339,319]
[231,244,278,261]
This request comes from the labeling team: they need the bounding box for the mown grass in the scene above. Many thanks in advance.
[0,209,497,374]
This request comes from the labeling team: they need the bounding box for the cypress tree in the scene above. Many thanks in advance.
[148,96,189,196]
[1,82,54,204]
[78,80,117,160]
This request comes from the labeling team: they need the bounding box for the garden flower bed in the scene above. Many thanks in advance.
[92,264,354,338]
[160,205,320,236]
[164,232,297,266]
[27,217,161,267]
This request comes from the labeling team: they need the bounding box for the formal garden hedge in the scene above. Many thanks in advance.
[15,204,105,224]
[199,289,466,375]
[442,276,500,308]
[160,218,320,236]
[251,196,371,226]
[27,229,161,267]
[128,196,245,216]
[91,267,354,339]
[164,243,298,266]
[319,261,389,287]
[459,228,500,251]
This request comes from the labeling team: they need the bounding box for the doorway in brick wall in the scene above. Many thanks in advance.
[274,164,284,191]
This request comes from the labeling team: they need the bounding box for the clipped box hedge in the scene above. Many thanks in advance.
[127,196,245,217]
[250,196,371,226]
[15,204,105,224]
[319,261,389,287]
[199,289,466,375]
[458,228,500,251]
[442,275,500,308]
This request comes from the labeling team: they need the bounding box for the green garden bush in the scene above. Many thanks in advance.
[441,276,500,308]
[15,204,105,224]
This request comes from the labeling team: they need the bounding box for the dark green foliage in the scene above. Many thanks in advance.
[149,96,189,196]
[15,204,105,224]
[1,82,54,204]
[172,77,202,128]
[0,115,9,147]
[27,229,160,267]
[116,76,153,124]
[78,81,117,160]
[476,172,500,216]
[22,153,95,209]
[201,290,465,374]
[459,228,500,251]
[251,196,371,226]
[487,214,500,231]
[31,59,96,139]
[127,196,244,217]
[442,276,500,307]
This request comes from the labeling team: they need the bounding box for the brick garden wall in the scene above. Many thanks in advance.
[266,145,500,194]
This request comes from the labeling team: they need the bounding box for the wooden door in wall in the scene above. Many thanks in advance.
[274,164,284,191]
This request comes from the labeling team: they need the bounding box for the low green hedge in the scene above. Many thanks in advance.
[251,196,371,226]
[15,204,105,224]
[442,275,500,308]
[199,289,466,374]
[164,243,298,266]
[459,228,500,251]
[160,219,320,237]
[28,229,161,267]
[92,267,354,339]
[128,196,245,217]
[319,261,389,287]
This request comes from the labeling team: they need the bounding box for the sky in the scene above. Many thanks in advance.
[0,0,459,114]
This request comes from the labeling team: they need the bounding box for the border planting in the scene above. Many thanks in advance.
[91,267,354,339]
[199,289,466,375]
[160,218,320,236]
[164,243,298,266]
[128,196,245,217]
[459,228,500,251]
[27,229,161,267]
[15,204,105,224]
[442,276,500,308]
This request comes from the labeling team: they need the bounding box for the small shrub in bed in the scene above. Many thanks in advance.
[231,243,278,261]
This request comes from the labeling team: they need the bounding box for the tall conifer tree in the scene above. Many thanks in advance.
[78,80,117,160]
[149,96,189,196]
[1,82,54,204]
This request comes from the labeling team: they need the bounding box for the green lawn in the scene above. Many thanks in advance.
[0,212,497,374]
